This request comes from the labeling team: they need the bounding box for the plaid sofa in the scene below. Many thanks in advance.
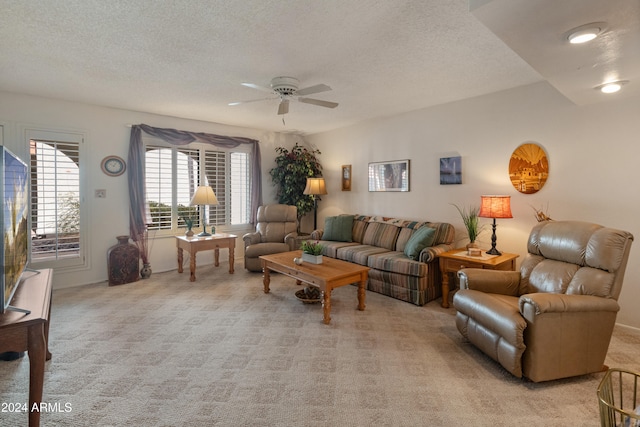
[310,215,455,306]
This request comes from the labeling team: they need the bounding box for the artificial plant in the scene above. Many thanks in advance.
[269,143,322,230]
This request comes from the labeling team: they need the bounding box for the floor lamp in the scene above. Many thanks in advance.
[478,195,513,256]
[190,186,218,236]
[303,177,327,230]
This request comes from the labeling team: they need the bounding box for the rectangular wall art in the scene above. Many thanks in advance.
[368,159,410,192]
[440,156,462,185]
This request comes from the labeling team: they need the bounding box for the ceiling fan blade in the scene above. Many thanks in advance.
[298,97,338,109]
[295,83,332,96]
[241,82,274,93]
[277,99,290,115]
[228,97,276,106]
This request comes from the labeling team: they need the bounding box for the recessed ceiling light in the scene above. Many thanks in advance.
[566,22,606,44]
[595,80,629,94]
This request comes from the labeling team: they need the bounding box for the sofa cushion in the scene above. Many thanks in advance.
[403,226,436,260]
[352,215,370,243]
[367,251,427,277]
[322,215,354,242]
[396,221,429,252]
[336,245,390,266]
[319,240,360,258]
[362,222,400,250]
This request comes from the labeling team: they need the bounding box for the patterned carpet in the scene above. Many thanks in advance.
[1,261,639,426]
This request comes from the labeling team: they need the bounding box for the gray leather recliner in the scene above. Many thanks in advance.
[453,220,633,382]
[243,204,298,272]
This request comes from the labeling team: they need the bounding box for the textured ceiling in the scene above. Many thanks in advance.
[0,0,636,135]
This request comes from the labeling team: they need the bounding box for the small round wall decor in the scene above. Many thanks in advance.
[101,155,126,177]
[508,143,548,194]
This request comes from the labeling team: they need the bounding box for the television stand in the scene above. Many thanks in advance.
[0,268,53,427]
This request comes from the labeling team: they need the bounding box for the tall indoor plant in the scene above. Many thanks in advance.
[269,142,323,231]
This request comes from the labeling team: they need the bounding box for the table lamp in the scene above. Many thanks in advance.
[190,185,218,236]
[479,195,513,256]
[303,177,327,230]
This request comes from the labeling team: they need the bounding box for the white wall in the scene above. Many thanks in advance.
[0,91,293,289]
[307,81,640,329]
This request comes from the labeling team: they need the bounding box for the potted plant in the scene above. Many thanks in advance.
[300,240,324,264]
[452,204,484,251]
[182,216,195,237]
[269,143,323,232]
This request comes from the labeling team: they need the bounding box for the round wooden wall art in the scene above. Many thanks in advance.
[508,143,549,194]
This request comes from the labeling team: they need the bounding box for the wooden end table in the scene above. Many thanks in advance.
[0,269,53,427]
[176,234,237,281]
[259,251,369,325]
[438,248,518,308]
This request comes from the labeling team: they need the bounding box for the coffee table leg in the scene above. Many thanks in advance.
[177,247,183,273]
[358,274,367,311]
[214,249,220,267]
[228,245,235,274]
[263,265,271,293]
[322,289,332,325]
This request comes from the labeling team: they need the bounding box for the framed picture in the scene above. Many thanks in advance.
[368,159,410,192]
[440,156,462,185]
[341,165,351,191]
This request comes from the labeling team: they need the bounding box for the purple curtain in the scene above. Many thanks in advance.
[128,124,262,239]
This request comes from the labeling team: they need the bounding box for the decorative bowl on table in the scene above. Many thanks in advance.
[295,286,322,304]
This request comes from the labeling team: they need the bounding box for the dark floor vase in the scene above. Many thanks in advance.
[107,235,140,286]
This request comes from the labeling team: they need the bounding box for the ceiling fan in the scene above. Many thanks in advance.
[229,76,339,115]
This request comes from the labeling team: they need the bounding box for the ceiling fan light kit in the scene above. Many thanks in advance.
[230,76,339,116]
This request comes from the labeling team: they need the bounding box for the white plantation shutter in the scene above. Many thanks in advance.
[27,128,87,270]
[203,149,226,226]
[145,146,172,230]
[143,139,251,233]
[230,152,250,225]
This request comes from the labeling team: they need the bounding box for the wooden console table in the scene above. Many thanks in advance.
[176,234,237,281]
[0,268,53,427]
[438,249,518,308]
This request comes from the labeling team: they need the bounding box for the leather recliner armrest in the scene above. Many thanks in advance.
[458,269,521,296]
[284,232,299,250]
[519,293,620,317]
[242,232,261,247]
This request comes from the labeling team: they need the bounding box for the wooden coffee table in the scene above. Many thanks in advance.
[260,251,370,324]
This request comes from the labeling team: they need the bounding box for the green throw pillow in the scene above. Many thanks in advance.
[404,226,436,260]
[322,215,354,242]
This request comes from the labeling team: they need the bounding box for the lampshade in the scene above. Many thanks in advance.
[189,186,218,206]
[479,195,513,219]
[303,177,327,196]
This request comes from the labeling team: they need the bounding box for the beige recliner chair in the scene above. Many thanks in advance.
[243,204,298,272]
[453,220,633,382]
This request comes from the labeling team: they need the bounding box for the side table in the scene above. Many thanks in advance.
[438,248,518,308]
[176,234,237,281]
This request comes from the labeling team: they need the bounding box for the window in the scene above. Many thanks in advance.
[144,139,251,233]
[27,129,86,269]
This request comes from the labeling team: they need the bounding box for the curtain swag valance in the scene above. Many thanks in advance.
[128,124,262,239]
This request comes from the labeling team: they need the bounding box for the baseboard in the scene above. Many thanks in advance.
[614,322,640,334]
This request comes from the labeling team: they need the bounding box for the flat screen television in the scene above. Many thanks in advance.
[1,146,30,314]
